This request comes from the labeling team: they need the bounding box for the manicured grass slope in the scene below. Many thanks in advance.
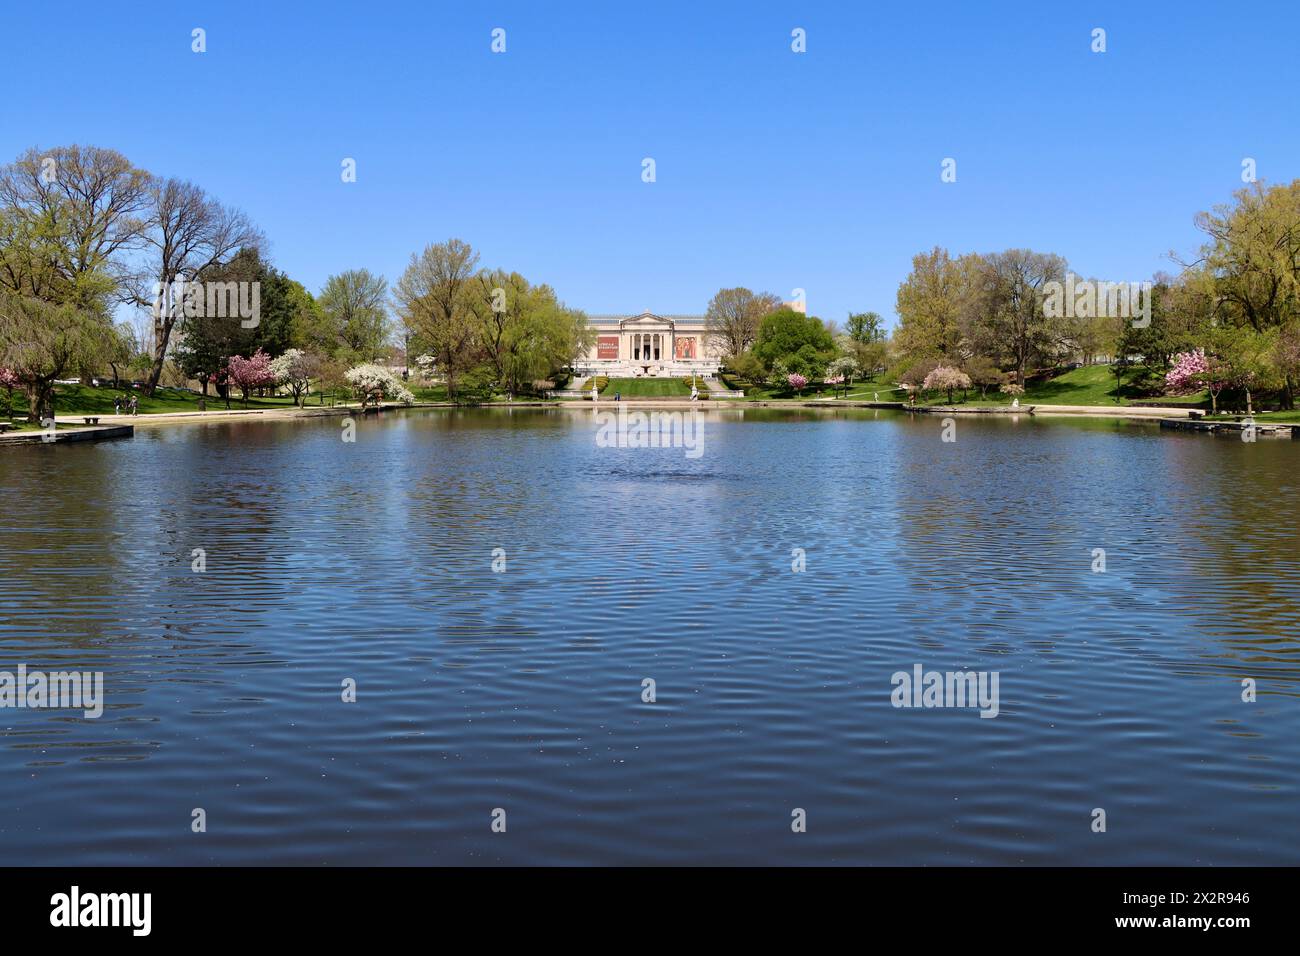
[605,377,691,397]
[915,365,1210,408]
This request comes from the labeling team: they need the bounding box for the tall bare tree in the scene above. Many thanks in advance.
[704,287,781,359]
[965,250,1069,385]
[137,177,262,393]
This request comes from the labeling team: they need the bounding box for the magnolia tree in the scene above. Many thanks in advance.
[786,372,808,395]
[1166,347,1229,413]
[923,365,972,404]
[826,356,861,397]
[0,366,19,419]
[345,363,415,409]
[270,348,319,407]
[227,349,277,406]
[1000,382,1025,399]
[1165,348,1209,392]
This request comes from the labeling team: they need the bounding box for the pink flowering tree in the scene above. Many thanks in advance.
[922,365,972,404]
[1166,347,1231,414]
[786,372,808,395]
[1165,348,1209,393]
[226,350,277,406]
[0,366,19,419]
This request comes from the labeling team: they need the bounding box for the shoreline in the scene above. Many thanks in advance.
[4,397,1294,443]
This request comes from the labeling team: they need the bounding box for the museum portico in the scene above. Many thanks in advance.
[575,311,722,377]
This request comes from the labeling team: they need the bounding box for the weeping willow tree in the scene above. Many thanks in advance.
[0,289,115,421]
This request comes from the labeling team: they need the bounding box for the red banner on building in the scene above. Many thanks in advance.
[597,336,619,359]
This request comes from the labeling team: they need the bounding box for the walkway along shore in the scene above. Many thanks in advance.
[0,424,135,445]
[4,398,1295,445]
[0,401,497,445]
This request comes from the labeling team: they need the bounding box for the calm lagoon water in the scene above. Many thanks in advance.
[0,407,1297,865]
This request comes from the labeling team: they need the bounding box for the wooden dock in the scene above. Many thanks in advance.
[0,424,134,446]
[1159,418,1297,438]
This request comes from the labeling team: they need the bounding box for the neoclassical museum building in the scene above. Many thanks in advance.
[574,311,724,377]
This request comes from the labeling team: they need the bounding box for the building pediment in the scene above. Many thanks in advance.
[620,311,674,330]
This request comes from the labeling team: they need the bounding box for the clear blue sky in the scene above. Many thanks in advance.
[3,1,1297,328]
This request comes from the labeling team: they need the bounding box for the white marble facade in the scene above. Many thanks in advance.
[575,312,722,377]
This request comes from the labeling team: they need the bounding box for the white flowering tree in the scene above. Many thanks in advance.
[826,356,862,397]
[922,365,972,404]
[345,363,415,410]
[270,348,319,407]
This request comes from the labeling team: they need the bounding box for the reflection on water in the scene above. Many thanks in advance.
[0,408,1297,864]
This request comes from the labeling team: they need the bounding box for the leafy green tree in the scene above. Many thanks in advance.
[1214,325,1282,414]
[189,247,312,362]
[0,145,150,312]
[962,354,1005,399]
[394,239,481,402]
[0,289,112,420]
[846,311,885,344]
[464,270,592,394]
[894,247,968,365]
[318,269,390,361]
[1275,322,1300,409]
[724,349,764,385]
[1187,181,1300,334]
[752,308,835,379]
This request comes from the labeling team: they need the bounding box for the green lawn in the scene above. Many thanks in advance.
[911,365,1211,409]
[49,383,303,416]
[604,377,691,397]
[715,365,1214,409]
[406,385,450,402]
